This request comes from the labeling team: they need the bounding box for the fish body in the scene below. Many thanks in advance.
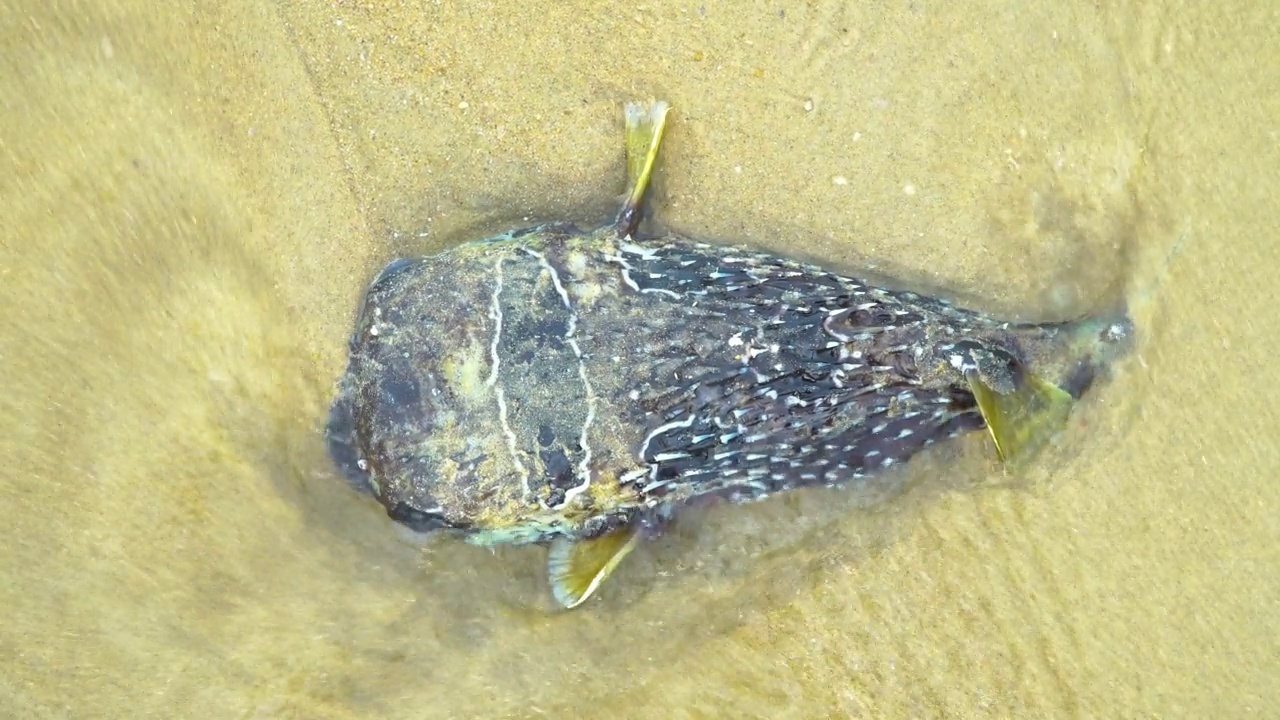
[326,101,1133,608]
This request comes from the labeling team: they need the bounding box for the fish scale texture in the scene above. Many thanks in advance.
[326,225,1064,546]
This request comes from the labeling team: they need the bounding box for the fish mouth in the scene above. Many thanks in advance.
[326,385,468,535]
[326,259,420,493]
[324,380,376,495]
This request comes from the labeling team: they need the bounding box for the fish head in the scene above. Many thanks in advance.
[326,240,644,548]
[334,348,586,547]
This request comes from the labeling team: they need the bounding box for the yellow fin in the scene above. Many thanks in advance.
[547,526,640,609]
[615,100,671,238]
[967,371,1075,464]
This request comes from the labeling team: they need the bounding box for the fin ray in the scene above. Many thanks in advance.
[614,100,671,238]
[547,526,640,609]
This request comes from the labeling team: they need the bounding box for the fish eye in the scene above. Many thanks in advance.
[386,502,460,534]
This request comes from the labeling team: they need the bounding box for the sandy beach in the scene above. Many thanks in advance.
[2,1,1277,717]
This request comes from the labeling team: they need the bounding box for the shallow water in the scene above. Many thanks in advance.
[2,1,1277,718]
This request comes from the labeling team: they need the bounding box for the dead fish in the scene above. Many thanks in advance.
[325,100,1134,609]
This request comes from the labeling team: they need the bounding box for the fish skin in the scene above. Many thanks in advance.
[325,221,1134,548]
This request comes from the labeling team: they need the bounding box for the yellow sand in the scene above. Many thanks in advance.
[2,1,1276,718]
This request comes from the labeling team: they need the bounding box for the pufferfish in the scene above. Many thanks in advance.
[325,100,1134,609]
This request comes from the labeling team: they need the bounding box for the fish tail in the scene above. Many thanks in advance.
[966,301,1135,465]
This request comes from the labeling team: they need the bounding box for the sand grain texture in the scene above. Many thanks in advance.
[2,1,1277,718]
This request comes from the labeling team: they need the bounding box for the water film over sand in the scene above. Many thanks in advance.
[2,1,1277,717]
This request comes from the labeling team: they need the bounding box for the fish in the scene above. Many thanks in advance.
[324,100,1135,609]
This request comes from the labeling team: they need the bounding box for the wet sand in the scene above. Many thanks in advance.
[2,1,1277,718]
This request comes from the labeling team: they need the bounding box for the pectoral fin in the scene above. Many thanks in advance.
[547,526,640,609]
[614,100,671,238]
[967,370,1075,464]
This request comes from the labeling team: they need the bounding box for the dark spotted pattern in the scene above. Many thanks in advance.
[603,238,1016,509]
[328,226,1127,546]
